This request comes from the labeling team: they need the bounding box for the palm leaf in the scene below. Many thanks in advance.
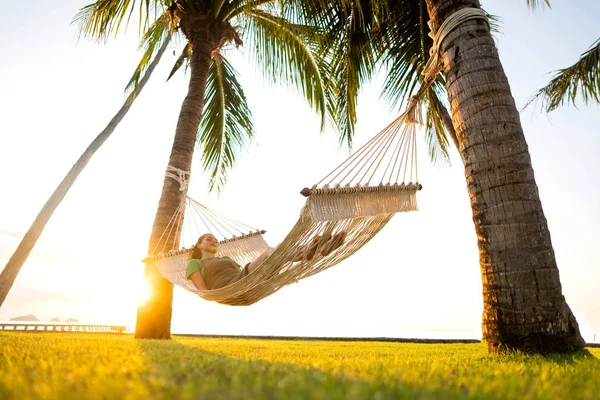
[280,1,384,148]
[281,0,389,27]
[423,87,452,165]
[384,1,452,165]
[329,4,379,148]
[526,0,552,12]
[166,43,191,82]
[527,39,600,112]
[242,9,327,130]
[211,0,227,18]
[378,0,425,112]
[73,0,163,42]
[124,12,173,103]
[224,0,274,20]
[198,57,254,193]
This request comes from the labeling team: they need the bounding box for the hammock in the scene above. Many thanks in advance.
[144,7,490,306]
[146,109,421,306]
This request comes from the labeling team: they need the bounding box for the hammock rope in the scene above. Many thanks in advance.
[145,8,489,306]
[165,165,191,193]
[148,109,420,306]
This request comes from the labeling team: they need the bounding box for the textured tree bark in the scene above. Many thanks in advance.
[134,25,217,339]
[425,0,585,353]
[0,37,171,308]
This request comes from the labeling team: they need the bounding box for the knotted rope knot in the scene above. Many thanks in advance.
[404,8,490,124]
[423,8,489,78]
[165,165,191,193]
[404,95,424,125]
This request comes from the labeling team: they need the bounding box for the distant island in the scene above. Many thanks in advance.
[7,316,81,323]
[10,314,39,322]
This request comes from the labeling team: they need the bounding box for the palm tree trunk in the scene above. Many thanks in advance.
[134,26,216,339]
[0,37,171,308]
[425,0,585,353]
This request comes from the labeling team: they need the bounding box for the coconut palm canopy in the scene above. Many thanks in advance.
[77,0,470,167]
[74,0,333,192]
[281,0,456,162]
[278,0,518,167]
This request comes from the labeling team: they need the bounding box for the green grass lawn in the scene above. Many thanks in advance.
[0,332,598,399]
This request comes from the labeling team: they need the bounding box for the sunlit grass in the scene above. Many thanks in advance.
[0,332,598,399]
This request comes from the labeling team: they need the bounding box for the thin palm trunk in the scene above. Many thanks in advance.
[134,26,217,339]
[425,0,585,353]
[0,37,171,308]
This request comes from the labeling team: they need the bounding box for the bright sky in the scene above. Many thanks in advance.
[0,0,598,342]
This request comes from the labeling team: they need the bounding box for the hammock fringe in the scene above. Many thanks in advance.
[307,184,420,222]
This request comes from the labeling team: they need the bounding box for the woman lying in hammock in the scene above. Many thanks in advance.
[187,232,346,291]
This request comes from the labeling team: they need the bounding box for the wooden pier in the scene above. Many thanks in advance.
[0,323,127,333]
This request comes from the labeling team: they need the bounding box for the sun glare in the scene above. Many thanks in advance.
[132,280,151,306]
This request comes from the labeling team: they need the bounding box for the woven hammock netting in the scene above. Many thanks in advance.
[144,7,493,306]
[147,110,421,306]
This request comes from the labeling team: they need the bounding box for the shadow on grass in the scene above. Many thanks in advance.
[545,349,598,365]
[494,348,598,366]
[136,339,459,400]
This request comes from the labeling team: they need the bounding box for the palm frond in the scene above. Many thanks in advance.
[378,0,428,110]
[243,9,327,130]
[527,39,600,112]
[487,13,501,34]
[73,0,163,42]
[423,87,452,166]
[317,58,341,135]
[376,0,459,162]
[166,43,191,82]
[211,0,227,18]
[525,0,552,12]
[280,0,389,28]
[295,2,382,148]
[224,0,274,20]
[329,23,378,148]
[124,13,174,103]
[198,57,254,193]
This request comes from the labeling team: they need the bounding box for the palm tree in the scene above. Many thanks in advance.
[422,0,584,353]
[293,0,584,353]
[0,19,172,308]
[76,0,329,339]
[528,38,600,112]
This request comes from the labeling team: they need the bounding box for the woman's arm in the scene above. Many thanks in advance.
[188,271,208,290]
